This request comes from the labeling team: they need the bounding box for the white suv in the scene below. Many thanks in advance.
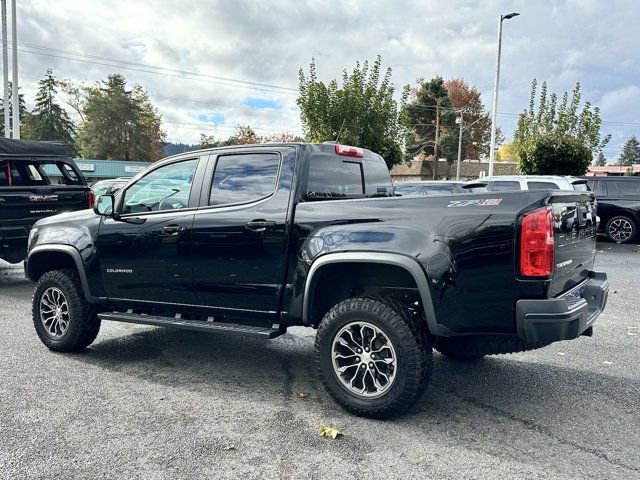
[464,175,589,192]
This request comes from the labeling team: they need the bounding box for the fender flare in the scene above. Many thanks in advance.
[26,244,102,303]
[302,252,441,336]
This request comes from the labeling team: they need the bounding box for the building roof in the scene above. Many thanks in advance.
[587,165,640,176]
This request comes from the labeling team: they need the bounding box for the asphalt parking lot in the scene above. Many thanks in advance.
[1,243,639,480]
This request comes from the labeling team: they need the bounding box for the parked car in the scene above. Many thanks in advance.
[464,175,589,192]
[0,139,93,264]
[394,181,464,196]
[585,176,640,243]
[25,143,608,417]
[90,177,130,197]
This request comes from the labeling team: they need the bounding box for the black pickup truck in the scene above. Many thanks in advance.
[25,143,609,417]
[0,139,93,263]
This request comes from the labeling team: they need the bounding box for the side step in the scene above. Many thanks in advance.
[97,311,284,339]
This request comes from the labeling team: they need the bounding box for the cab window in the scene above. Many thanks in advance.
[209,153,280,206]
[491,181,521,191]
[527,181,560,190]
[122,159,197,214]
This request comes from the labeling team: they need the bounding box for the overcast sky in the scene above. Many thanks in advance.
[12,0,640,160]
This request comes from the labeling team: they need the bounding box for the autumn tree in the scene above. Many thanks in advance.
[298,56,408,168]
[25,69,78,156]
[76,74,165,161]
[444,78,502,159]
[198,127,302,149]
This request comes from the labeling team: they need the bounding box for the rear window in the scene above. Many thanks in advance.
[363,160,393,197]
[527,181,560,190]
[423,184,462,194]
[0,159,83,186]
[491,181,521,191]
[609,180,640,196]
[307,157,364,199]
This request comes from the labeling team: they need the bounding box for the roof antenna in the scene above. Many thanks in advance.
[334,118,346,143]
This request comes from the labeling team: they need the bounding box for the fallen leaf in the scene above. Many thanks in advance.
[319,426,342,439]
[602,361,613,366]
[557,352,566,356]
[223,444,236,451]
[296,391,310,399]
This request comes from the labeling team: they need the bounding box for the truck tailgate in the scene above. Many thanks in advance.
[549,193,598,297]
[0,186,89,226]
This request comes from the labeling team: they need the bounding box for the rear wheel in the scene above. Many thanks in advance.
[315,297,432,418]
[32,269,101,352]
[605,216,636,243]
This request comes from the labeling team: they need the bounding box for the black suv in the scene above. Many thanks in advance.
[586,177,640,243]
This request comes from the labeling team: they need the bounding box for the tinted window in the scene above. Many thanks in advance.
[394,184,424,196]
[123,159,197,214]
[423,184,463,194]
[209,153,280,206]
[572,182,590,191]
[491,181,521,191]
[527,181,560,190]
[363,160,392,197]
[592,180,607,196]
[611,180,640,196]
[307,159,364,198]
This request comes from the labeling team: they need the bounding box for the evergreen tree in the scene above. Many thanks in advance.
[27,69,78,156]
[0,82,30,137]
[618,136,640,166]
[77,74,165,162]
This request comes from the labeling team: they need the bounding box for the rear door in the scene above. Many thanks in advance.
[191,147,296,322]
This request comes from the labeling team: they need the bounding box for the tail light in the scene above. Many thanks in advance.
[88,191,95,209]
[520,206,554,277]
[335,144,364,158]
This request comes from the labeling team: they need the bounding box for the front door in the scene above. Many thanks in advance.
[97,157,201,305]
[191,148,295,322]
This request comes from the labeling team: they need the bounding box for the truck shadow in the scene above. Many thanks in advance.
[73,325,638,424]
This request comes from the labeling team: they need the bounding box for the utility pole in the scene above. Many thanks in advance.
[1,0,8,138]
[10,0,17,138]
[488,12,519,177]
[432,103,440,180]
[456,112,463,181]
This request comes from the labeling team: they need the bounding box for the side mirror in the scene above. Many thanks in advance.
[94,194,115,217]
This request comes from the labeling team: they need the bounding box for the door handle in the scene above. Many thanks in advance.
[162,224,187,235]
[246,219,276,232]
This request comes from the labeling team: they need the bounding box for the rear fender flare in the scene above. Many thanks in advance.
[303,252,440,335]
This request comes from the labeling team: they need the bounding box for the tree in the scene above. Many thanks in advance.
[198,127,303,149]
[25,69,78,156]
[594,152,607,166]
[298,56,408,168]
[514,79,611,163]
[443,78,502,159]
[403,76,457,163]
[518,133,592,176]
[618,136,640,166]
[76,74,165,161]
[495,142,516,162]
[0,82,30,137]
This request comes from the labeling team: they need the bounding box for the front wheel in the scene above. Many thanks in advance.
[32,269,101,352]
[315,297,432,418]
[605,216,636,243]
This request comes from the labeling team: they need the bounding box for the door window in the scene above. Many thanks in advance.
[592,181,607,196]
[611,180,640,196]
[122,159,197,214]
[491,181,521,191]
[209,153,280,206]
[527,181,560,190]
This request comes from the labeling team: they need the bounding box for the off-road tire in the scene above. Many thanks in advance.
[32,269,100,352]
[435,334,549,360]
[315,296,432,418]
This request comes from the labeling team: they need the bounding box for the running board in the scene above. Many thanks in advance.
[97,312,284,339]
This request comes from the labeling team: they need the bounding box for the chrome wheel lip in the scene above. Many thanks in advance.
[39,287,70,339]
[331,321,397,399]
[609,218,633,242]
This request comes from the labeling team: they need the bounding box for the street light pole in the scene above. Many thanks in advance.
[9,0,17,138]
[1,0,8,138]
[456,112,463,181]
[488,11,519,177]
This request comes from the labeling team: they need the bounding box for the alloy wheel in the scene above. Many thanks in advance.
[609,218,633,242]
[39,287,70,339]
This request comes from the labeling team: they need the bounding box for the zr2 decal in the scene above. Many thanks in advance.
[447,198,503,208]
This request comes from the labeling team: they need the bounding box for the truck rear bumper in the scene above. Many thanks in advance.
[516,272,609,345]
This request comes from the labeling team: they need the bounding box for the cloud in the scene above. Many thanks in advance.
[11,0,640,154]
